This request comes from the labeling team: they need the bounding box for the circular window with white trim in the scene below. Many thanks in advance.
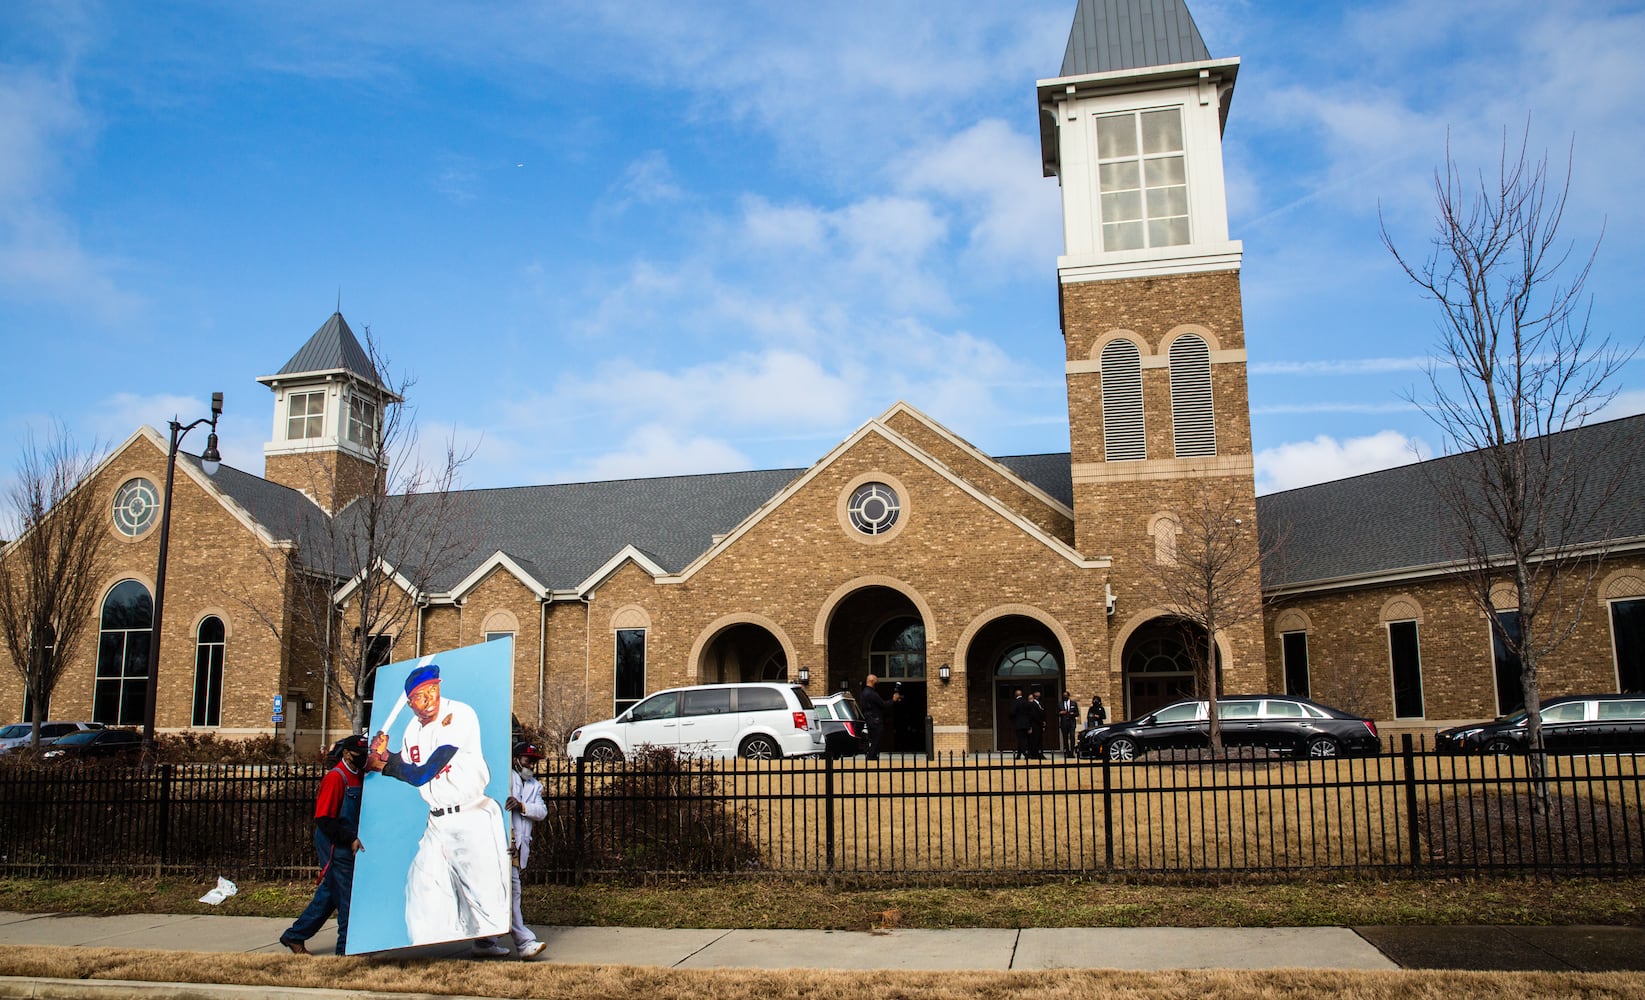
[113,478,160,537]
[847,482,901,535]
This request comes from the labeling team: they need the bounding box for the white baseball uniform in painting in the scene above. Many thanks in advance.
[383,696,510,944]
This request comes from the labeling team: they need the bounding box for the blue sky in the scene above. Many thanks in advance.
[2,0,1642,500]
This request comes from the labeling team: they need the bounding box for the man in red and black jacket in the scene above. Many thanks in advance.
[280,735,367,955]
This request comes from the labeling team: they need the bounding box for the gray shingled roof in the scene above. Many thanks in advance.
[1061,0,1212,77]
[1258,414,1645,589]
[269,312,380,383]
[185,454,335,570]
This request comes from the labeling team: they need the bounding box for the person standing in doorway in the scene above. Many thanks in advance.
[280,735,367,956]
[1024,687,1047,760]
[859,674,900,760]
[1087,694,1108,730]
[1009,686,1031,758]
[1059,690,1079,759]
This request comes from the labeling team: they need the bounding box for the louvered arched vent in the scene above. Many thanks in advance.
[1169,334,1215,457]
[1100,339,1146,461]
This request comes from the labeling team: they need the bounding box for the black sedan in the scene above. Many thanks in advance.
[1076,696,1380,761]
[38,728,142,762]
[1435,694,1645,754]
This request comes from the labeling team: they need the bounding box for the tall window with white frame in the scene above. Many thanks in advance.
[1491,611,1524,715]
[1613,598,1645,693]
[1168,334,1216,457]
[1281,631,1310,699]
[615,629,645,715]
[192,616,225,727]
[1387,620,1424,719]
[360,633,393,731]
[287,389,326,440]
[93,580,152,726]
[345,391,377,447]
[1094,107,1189,251]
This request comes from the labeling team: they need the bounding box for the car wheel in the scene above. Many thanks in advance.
[1305,736,1340,758]
[585,740,623,764]
[1105,736,1137,762]
[740,735,781,760]
[1483,737,1516,755]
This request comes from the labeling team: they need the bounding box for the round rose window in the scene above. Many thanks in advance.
[113,478,160,537]
[847,482,901,535]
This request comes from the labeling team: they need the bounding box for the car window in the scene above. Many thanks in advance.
[682,689,733,717]
[1301,703,1330,719]
[1263,701,1306,719]
[813,704,836,720]
[0,725,28,739]
[737,688,785,712]
[1218,700,1259,719]
[53,731,98,746]
[628,692,680,722]
[42,724,75,736]
[1542,701,1586,723]
[831,698,864,721]
[1153,702,1200,723]
[106,731,139,745]
[1598,699,1645,720]
[789,685,815,710]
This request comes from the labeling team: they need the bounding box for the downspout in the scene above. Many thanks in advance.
[320,593,332,744]
[415,597,425,657]
[537,595,548,729]
[582,595,592,710]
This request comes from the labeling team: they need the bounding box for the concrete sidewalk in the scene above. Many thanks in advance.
[1,911,1642,973]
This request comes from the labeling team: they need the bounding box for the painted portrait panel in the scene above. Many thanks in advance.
[346,638,514,954]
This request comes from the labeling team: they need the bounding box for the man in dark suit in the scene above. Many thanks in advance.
[1009,686,1030,758]
[1024,687,1047,760]
[859,674,899,760]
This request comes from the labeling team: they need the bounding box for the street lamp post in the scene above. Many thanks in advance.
[142,392,223,764]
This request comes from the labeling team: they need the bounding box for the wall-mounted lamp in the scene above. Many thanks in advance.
[302,700,315,712]
[937,662,951,683]
[797,666,811,685]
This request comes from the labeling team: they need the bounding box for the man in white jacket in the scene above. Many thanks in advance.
[473,740,549,959]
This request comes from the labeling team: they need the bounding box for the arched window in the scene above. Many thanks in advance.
[995,643,1060,677]
[1100,339,1146,461]
[94,580,153,726]
[1168,334,1215,457]
[193,616,225,727]
[870,617,925,680]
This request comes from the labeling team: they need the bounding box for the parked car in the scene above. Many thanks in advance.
[814,692,868,758]
[1435,694,1645,754]
[1076,696,1380,761]
[0,721,104,753]
[38,728,141,762]
[566,682,823,762]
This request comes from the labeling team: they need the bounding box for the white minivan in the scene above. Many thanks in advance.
[566,682,823,761]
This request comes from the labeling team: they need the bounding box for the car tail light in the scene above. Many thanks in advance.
[844,722,860,737]
[1362,720,1378,738]
[793,711,809,731]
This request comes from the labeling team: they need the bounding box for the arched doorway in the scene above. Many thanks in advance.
[699,623,787,683]
[963,615,1068,753]
[1122,617,1215,719]
[825,586,926,753]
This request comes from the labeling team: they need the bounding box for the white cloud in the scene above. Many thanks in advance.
[1250,357,1429,377]
[897,118,1060,277]
[610,150,683,211]
[1255,430,1425,494]
[564,425,753,483]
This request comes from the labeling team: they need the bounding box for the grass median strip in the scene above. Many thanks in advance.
[2,875,1644,929]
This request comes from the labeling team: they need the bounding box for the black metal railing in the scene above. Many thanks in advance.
[2,737,1640,881]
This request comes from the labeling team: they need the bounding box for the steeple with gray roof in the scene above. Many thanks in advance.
[258,311,382,387]
[1060,0,1212,77]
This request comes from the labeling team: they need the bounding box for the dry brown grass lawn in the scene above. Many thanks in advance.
[1,947,1643,1000]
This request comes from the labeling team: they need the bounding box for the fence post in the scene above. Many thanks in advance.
[573,757,586,884]
[156,763,174,876]
[1102,755,1114,869]
[1401,733,1421,868]
[824,754,836,872]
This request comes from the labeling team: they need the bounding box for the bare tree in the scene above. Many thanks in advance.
[242,326,477,737]
[1142,481,1272,753]
[1383,129,1636,781]
[0,427,108,748]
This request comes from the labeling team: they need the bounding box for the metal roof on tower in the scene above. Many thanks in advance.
[1060,0,1212,77]
[259,311,382,386]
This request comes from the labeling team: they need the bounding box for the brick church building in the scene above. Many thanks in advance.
[5,0,1643,755]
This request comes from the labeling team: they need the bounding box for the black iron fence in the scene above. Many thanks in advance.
[2,737,1640,882]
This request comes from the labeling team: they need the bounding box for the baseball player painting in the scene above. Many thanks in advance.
[344,640,514,955]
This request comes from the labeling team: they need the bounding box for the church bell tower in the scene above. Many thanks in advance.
[1040,0,1265,699]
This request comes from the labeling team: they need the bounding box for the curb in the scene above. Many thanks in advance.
[0,978,466,1000]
